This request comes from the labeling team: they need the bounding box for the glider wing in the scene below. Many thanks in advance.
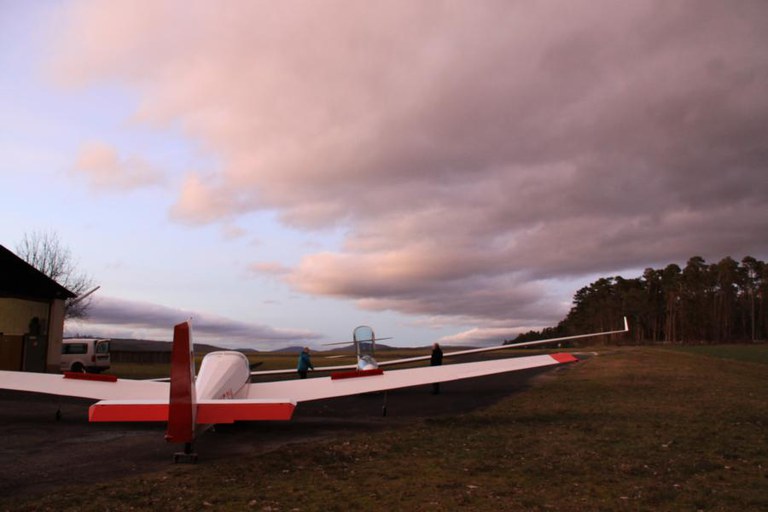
[0,369,168,401]
[246,352,577,403]
[250,317,627,376]
[375,317,628,367]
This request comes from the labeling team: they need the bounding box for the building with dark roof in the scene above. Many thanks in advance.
[1,244,75,372]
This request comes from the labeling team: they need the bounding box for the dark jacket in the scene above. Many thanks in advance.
[430,347,443,366]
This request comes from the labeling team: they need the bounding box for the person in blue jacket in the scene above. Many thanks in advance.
[297,347,314,379]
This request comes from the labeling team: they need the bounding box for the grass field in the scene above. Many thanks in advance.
[5,346,768,511]
[668,343,768,365]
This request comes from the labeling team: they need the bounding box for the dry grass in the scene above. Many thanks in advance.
[5,346,768,511]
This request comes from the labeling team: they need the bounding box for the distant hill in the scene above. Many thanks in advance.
[109,338,233,354]
[271,346,305,353]
[98,338,457,355]
[323,343,405,351]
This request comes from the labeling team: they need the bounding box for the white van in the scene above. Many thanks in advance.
[61,338,111,373]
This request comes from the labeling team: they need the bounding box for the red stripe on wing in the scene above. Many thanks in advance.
[63,372,118,382]
[331,369,384,380]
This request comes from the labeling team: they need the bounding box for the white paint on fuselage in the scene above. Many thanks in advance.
[195,351,251,400]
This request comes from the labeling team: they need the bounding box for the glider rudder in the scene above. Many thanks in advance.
[165,321,197,444]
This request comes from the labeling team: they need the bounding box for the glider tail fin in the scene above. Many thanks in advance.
[164,321,197,444]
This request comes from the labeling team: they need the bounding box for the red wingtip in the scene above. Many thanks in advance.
[551,353,579,364]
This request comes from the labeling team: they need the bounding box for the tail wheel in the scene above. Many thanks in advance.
[71,363,86,373]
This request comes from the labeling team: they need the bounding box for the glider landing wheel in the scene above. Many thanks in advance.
[173,443,198,464]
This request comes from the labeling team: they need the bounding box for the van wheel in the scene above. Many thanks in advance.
[71,363,85,373]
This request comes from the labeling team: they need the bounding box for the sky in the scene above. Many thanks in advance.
[1,0,767,350]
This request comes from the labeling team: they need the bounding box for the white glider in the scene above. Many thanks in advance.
[0,319,626,461]
[252,317,629,375]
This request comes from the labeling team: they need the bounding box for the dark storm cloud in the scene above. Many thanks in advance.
[80,296,320,348]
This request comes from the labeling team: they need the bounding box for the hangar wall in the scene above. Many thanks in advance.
[0,298,49,335]
[1,243,74,372]
[0,297,65,372]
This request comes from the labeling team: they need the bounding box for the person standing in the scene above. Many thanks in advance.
[430,342,443,394]
[297,347,314,379]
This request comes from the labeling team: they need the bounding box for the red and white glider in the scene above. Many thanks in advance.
[252,317,629,375]
[0,319,626,461]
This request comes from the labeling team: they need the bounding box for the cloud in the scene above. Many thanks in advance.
[66,296,321,349]
[52,1,768,332]
[437,327,531,347]
[72,141,164,190]
[250,262,291,276]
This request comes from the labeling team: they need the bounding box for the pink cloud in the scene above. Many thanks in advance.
[50,1,768,330]
[250,262,291,276]
[72,141,164,190]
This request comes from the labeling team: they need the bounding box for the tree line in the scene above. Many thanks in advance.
[513,256,767,345]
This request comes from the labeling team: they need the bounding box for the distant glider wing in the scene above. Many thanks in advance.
[250,317,627,375]
[374,317,629,367]
[246,352,577,403]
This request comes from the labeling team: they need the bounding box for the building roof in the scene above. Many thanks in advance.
[0,244,76,301]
